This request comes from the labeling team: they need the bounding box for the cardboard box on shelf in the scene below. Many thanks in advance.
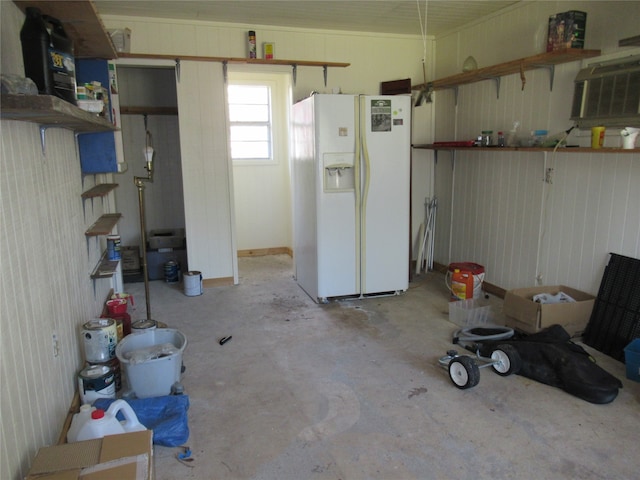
[503,285,595,337]
[25,430,153,480]
[547,10,587,52]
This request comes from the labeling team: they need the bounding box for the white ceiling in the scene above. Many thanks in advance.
[93,0,520,37]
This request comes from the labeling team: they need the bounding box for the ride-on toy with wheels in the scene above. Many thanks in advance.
[439,344,522,389]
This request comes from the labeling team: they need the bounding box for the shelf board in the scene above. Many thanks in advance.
[1,94,116,132]
[85,213,121,236]
[117,52,350,68]
[412,48,601,91]
[120,106,178,116]
[14,0,117,59]
[413,144,640,154]
[619,35,640,47]
[81,183,119,199]
[91,251,119,279]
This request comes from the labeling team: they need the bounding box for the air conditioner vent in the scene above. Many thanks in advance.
[571,55,640,128]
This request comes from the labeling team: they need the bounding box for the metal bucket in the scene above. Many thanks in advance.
[78,364,116,404]
[184,271,202,296]
[82,318,117,363]
[164,261,179,283]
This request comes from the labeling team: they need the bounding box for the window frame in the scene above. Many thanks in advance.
[227,82,275,165]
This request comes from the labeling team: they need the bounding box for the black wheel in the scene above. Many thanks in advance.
[490,344,522,376]
[448,356,480,389]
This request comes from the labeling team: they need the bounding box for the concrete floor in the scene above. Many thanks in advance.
[123,254,639,480]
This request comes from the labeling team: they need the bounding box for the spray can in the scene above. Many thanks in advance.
[248,30,257,58]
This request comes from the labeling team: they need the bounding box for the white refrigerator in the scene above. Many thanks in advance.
[292,93,411,303]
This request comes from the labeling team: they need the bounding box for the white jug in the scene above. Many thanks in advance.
[71,399,146,442]
[621,127,639,149]
[67,403,95,443]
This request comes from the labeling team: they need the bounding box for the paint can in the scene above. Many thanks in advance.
[164,261,179,283]
[82,318,117,363]
[78,364,116,404]
[131,319,157,332]
[89,357,122,392]
[184,271,203,296]
[107,235,121,261]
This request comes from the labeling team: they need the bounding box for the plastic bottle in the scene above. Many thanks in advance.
[20,7,51,95]
[66,404,96,443]
[20,8,77,105]
[72,399,146,442]
[497,131,505,147]
[451,269,474,301]
[506,121,520,147]
[530,130,548,147]
[481,130,493,147]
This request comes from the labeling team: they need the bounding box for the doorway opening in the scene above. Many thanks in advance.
[227,70,293,263]
[115,65,187,284]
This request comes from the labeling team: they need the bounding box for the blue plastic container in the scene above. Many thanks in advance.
[623,338,640,382]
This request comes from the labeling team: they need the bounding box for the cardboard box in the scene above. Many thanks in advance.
[503,285,595,337]
[26,430,153,480]
[547,11,587,52]
[121,246,140,272]
[148,229,185,249]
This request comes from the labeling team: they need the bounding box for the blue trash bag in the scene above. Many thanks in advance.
[94,395,189,446]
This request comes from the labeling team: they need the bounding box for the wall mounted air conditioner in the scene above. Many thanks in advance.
[571,54,640,128]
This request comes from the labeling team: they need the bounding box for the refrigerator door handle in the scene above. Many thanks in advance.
[354,96,362,291]
[359,95,371,293]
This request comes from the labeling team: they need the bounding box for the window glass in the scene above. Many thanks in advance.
[228,85,272,161]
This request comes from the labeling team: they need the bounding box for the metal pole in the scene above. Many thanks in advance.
[135,178,152,320]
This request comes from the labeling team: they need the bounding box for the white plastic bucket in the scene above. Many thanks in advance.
[116,328,187,398]
[184,271,202,296]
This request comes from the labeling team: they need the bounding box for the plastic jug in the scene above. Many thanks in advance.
[20,7,77,104]
[66,403,96,443]
[71,399,146,442]
[451,269,474,301]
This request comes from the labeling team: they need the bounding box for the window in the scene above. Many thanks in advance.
[228,84,272,161]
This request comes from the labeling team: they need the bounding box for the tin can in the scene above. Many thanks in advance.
[82,318,117,363]
[107,235,121,261]
[78,364,116,403]
[164,261,179,283]
[89,357,122,392]
[131,319,157,332]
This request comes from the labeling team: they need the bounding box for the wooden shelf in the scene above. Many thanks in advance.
[85,213,121,236]
[120,106,178,116]
[14,0,116,59]
[118,52,350,68]
[1,94,116,132]
[412,48,601,95]
[413,144,640,154]
[90,251,119,279]
[619,35,640,47]
[118,53,349,86]
[81,183,119,199]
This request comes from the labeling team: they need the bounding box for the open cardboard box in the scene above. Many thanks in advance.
[503,285,595,337]
[26,430,153,480]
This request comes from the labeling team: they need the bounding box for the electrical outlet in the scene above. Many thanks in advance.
[52,332,60,358]
[544,168,554,184]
